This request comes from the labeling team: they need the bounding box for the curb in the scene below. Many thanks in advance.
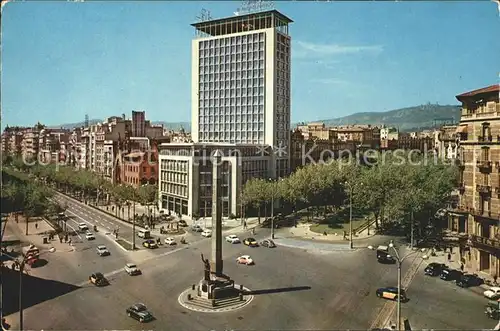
[177,285,254,313]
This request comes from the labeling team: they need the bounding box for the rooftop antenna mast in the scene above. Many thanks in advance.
[196,8,212,22]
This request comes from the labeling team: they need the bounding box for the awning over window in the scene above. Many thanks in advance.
[456,125,468,133]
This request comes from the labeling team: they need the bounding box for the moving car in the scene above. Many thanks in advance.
[376,287,407,301]
[484,287,500,299]
[456,273,483,288]
[164,237,176,246]
[78,223,88,231]
[85,232,95,240]
[243,237,258,247]
[201,229,212,238]
[225,234,241,244]
[376,245,395,264]
[260,239,276,248]
[191,225,203,232]
[236,255,254,265]
[137,229,151,239]
[126,303,153,323]
[142,239,158,249]
[124,263,141,276]
[96,245,110,256]
[424,263,447,276]
[89,272,108,286]
[440,268,462,281]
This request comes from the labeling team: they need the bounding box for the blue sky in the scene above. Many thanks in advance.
[1,1,499,129]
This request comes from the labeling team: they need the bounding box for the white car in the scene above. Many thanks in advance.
[124,263,141,276]
[78,223,88,231]
[236,255,254,265]
[201,229,212,238]
[96,245,110,256]
[225,235,241,244]
[164,237,176,245]
[484,287,500,299]
[85,232,95,240]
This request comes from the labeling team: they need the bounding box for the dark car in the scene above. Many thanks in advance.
[485,300,500,319]
[142,239,158,249]
[424,263,447,276]
[191,225,203,232]
[440,268,463,281]
[376,287,407,301]
[126,303,153,323]
[456,273,483,288]
[260,239,276,248]
[89,272,108,286]
[178,220,187,227]
[376,245,395,264]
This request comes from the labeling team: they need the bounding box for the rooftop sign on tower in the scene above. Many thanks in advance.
[234,0,274,16]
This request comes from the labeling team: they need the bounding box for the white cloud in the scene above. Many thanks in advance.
[294,41,384,58]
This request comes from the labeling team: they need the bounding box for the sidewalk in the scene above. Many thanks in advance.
[4,214,76,257]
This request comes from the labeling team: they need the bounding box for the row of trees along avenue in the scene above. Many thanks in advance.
[242,152,459,238]
[2,156,159,227]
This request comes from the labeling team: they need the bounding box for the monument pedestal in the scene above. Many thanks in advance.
[197,273,236,300]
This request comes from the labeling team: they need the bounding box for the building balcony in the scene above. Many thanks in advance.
[476,160,492,172]
[476,184,492,195]
[478,135,494,143]
[495,187,500,197]
[468,234,500,250]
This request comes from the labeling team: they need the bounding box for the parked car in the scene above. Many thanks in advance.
[243,238,258,247]
[191,225,203,232]
[78,223,89,231]
[124,263,141,276]
[126,303,153,323]
[201,229,212,237]
[164,237,176,246]
[484,287,500,299]
[85,232,95,240]
[260,239,276,248]
[236,255,254,265]
[225,235,241,244]
[376,245,395,264]
[424,263,447,276]
[89,272,108,286]
[96,245,110,256]
[440,268,462,281]
[376,287,407,301]
[142,239,158,249]
[456,273,483,288]
[178,220,187,227]
[485,300,500,319]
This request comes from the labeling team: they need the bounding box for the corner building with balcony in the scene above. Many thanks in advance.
[448,84,500,277]
[158,10,293,218]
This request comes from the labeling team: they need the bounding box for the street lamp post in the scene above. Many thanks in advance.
[345,181,361,250]
[387,242,427,330]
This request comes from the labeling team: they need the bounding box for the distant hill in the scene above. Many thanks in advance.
[297,104,461,132]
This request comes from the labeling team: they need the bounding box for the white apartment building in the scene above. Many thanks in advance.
[159,10,293,218]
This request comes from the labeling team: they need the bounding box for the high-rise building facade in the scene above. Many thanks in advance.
[132,110,146,137]
[158,10,293,218]
[191,10,292,178]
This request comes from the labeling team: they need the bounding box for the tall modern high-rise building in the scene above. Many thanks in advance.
[158,9,293,218]
[191,10,292,177]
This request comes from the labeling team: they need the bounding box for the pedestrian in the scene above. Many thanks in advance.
[59,237,62,244]
[494,274,498,285]
[460,263,464,272]
[68,238,72,245]
[35,222,38,229]
[447,252,451,262]
[243,221,247,229]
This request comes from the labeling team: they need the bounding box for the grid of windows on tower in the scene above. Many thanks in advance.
[198,32,266,144]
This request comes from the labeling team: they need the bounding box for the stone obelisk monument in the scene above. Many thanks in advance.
[211,150,223,276]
